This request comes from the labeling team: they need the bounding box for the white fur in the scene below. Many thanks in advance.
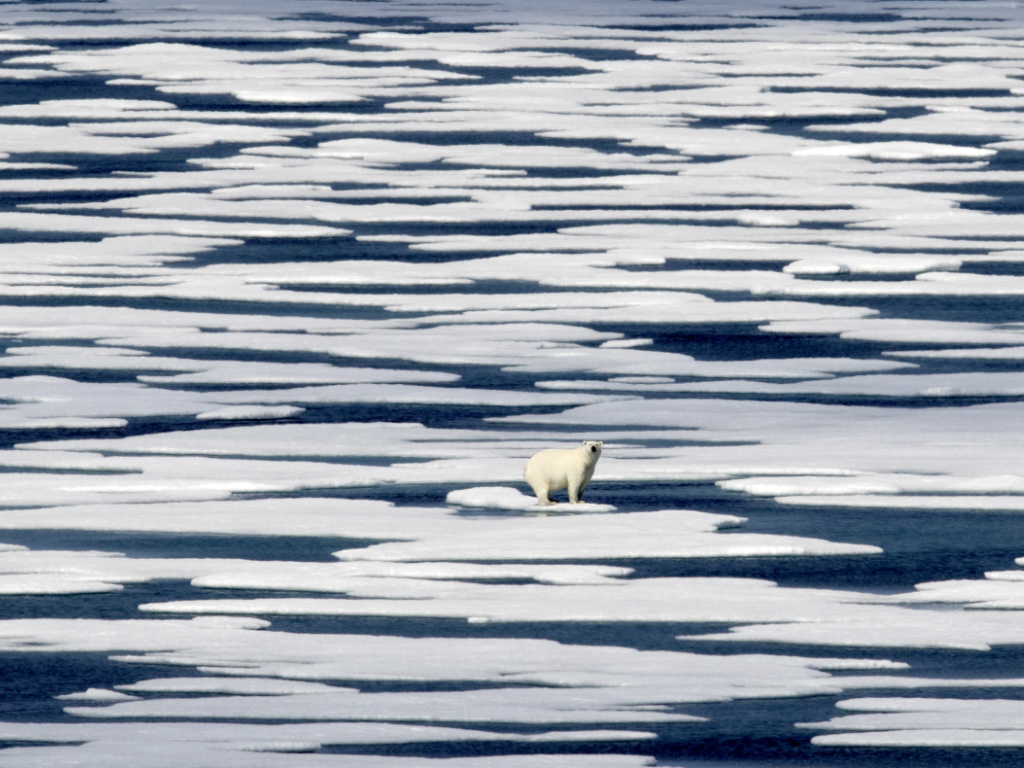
[523,440,603,506]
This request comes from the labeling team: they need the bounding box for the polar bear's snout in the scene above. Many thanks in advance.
[523,440,603,506]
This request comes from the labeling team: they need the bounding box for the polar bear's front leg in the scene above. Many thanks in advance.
[567,479,583,504]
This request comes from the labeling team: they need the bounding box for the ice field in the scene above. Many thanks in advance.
[7,0,1024,765]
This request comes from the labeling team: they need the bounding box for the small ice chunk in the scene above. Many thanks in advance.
[599,339,653,349]
[56,689,139,702]
[526,730,656,742]
[187,616,270,630]
[116,678,352,696]
[805,660,910,671]
[447,486,540,510]
[196,406,304,421]
[784,260,849,275]
[446,486,616,512]
[607,377,674,384]
[794,140,996,161]
[9,418,128,429]
[0,576,123,595]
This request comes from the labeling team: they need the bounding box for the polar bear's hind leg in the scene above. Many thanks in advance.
[529,479,555,506]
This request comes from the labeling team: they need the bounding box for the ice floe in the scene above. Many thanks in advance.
[0,720,655,748]
[195,405,305,421]
[804,698,1024,747]
[445,486,616,512]
[55,689,140,702]
[0,744,656,768]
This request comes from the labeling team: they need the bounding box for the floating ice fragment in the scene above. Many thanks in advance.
[599,340,653,349]
[63,687,703,724]
[718,476,902,497]
[683,606,1024,650]
[794,141,996,161]
[0,719,606,748]
[525,731,656,742]
[606,376,673,384]
[446,486,617,512]
[7,418,129,430]
[813,730,1024,747]
[187,616,270,630]
[196,561,633,589]
[867,576,1024,610]
[6,346,148,358]
[0,739,658,768]
[0,575,123,595]
[888,347,1024,360]
[140,364,460,386]
[116,678,354,696]
[447,486,542,510]
[56,689,139,702]
[804,698,1024,747]
[196,406,305,422]
[143,572,911,627]
[804,660,909,671]
[328,509,877,563]
[778,496,1024,511]
[784,260,849,275]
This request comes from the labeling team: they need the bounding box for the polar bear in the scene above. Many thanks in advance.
[523,440,603,506]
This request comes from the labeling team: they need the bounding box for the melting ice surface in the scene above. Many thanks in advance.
[8,0,1024,766]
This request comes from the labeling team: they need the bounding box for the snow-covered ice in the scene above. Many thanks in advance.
[445,486,616,512]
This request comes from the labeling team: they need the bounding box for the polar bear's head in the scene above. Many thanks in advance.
[582,440,603,458]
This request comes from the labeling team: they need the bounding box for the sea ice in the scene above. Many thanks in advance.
[195,406,305,421]
[116,678,353,695]
[55,689,140,702]
[0,741,657,768]
[445,486,616,512]
[8,1,1024,765]
[803,698,1024,747]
